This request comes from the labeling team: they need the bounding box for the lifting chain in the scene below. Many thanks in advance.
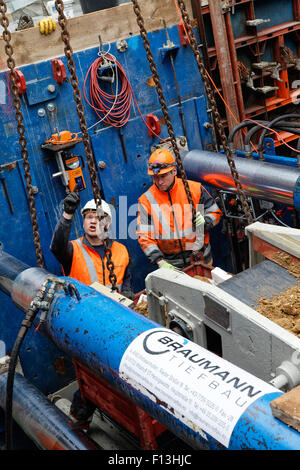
[131,0,197,227]
[0,0,45,267]
[176,0,253,225]
[54,0,117,290]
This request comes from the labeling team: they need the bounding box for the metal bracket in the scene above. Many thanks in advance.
[252,62,283,81]
[52,150,69,188]
[177,23,189,46]
[150,136,188,154]
[246,72,279,94]
[159,40,180,62]
[255,86,279,95]
[263,137,276,156]
[0,355,10,375]
[146,113,161,138]
[51,59,67,84]
[221,0,235,14]
[26,78,58,106]
[147,289,168,306]
[246,18,270,27]
[14,69,26,95]
[116,39,128,53]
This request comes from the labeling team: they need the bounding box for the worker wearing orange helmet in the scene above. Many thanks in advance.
[136,148,222,270]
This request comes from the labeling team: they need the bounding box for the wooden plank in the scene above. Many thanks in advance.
[90,282,134,308]
[270,385,300,432]
[0,0,193,68]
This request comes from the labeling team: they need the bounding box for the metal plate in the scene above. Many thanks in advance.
[203,294,230,330]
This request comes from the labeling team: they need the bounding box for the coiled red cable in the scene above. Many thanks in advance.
[83,54,132,128]
[83,53,167,142]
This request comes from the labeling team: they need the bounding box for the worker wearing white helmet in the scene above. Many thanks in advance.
[50,190,132,296]
[51,190,133,426]
[80,198,112,218]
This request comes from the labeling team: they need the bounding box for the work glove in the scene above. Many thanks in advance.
[193,211,205,227]
[63,191,80,215]
[158,261,180,271]
[193,212,214,231]
[37,17,56,35]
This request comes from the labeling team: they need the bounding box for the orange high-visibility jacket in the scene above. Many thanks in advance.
[69,237,129,290]
[136,177,222,264]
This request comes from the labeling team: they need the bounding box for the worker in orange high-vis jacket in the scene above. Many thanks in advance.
[50,193,133,297]
[50,192,133,426]
[136,148,222,270]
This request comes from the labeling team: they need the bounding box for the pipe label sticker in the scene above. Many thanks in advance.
[119,328,278,448]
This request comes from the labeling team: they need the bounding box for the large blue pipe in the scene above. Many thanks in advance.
[7,263,300,450]
[181,149,300,211]
[0,372,101,450]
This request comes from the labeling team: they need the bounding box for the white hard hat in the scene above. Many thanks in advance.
[81,199,112,219]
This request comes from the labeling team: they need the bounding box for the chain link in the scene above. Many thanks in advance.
[131,0,197,227]
[0,0,45,267]
[54,1,117,290]
[176,0,253,225]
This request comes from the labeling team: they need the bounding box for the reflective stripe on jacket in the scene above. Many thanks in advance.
[136,177,222,263]
[69,237,129,290]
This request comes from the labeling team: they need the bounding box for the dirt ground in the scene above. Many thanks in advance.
[133,300,149,317]
[256,252,300,338]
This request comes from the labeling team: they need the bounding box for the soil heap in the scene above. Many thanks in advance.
[256,252,300,338]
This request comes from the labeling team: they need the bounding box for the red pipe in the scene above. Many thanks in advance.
[207,0,241,137]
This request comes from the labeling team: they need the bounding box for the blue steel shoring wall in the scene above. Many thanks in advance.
[0,24,216,393]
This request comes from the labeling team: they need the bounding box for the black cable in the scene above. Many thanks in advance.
[228,121,261,145]
[5,306,40,450]
[258,114,300,158]
[268,120,300,128]
[244,122,300,158]
[244,122,300,145]
[244,124,263,147]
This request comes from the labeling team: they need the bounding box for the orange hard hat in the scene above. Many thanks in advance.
[148,148,176,175]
